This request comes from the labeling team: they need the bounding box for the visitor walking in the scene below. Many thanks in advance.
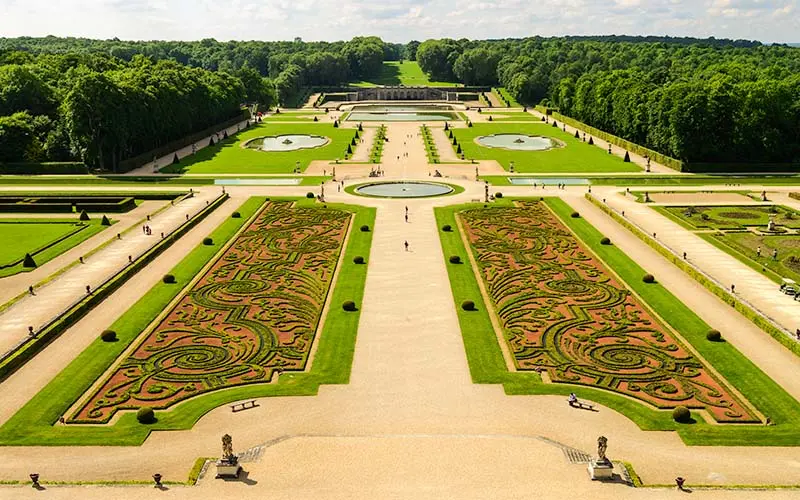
[757,246,761,258]
[404,240,409,252]
[773,248,778,261]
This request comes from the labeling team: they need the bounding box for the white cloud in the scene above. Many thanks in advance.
[0,0,797,43]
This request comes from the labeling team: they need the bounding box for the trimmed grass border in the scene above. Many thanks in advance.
[436,197,800,445]
[0,197,375,446]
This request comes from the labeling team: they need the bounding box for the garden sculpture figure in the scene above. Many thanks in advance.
[597,436,608,462]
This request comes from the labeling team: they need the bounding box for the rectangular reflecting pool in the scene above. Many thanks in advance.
[508,177,590,186]
[214,178,302,186]
[346,104,460,122]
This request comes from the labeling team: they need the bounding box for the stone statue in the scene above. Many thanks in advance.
[222,434,234,461]
[597,436,608,462]
[767,217,776,232]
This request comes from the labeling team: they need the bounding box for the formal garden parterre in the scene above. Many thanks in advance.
[458,201,758,423]
[70,200,350,423]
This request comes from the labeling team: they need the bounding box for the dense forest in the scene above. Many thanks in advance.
[415,37,800,165]
[1,35,798,169]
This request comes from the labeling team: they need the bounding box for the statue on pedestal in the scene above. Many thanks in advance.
[215,434,242,478]
[587,435,614,480]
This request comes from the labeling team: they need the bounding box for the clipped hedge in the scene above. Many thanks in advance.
[707,330,722,342]
[162,274,176,284]
[461,300,476,311]
[600,237,611,245]
[442,224,452,232]
[100,330,117,342]
[136,407,155,424]
[672,406,691,423]
[353,256,365,264]
[203,237,213,246]
[0,162,88,175]
[449,255,462,264]
[342,301,357,311]
[360,225,370,232]
[642,274,655,283]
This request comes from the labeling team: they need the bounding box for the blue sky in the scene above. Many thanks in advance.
[1,0,797,43]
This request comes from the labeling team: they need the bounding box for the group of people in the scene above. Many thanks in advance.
[142,225,153,236]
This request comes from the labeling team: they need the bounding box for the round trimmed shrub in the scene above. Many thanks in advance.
[306,192,315,199]
[461,300,476,311]
[449,255,462,264]
[360,225,370,232]
[672,406,691,423]
[353,256,365,264]
[231,211,241,218]
[342,301,357,311]
[442,224,452,232]
[100,329,117,342]
[642,274,655,283]
[162,274,176,284]
[203,237,213,245]
[570,212,580,218]
[706,330,722,342]
[137,407,155,424]
[495,192,503,199]
[600,237,611,245]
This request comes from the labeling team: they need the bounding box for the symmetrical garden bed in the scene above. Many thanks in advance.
[71,200,351,423]
[661,205,800,231]
[458,201,758,423]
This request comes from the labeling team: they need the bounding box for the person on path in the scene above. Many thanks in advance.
[773,248,778,260]
[731,283,736,294]
[757,246,761,258]
[404,240,409,252]
[405,213,408,223]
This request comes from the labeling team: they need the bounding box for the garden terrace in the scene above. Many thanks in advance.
[0,219,109,278]
[457,201,759,423]
[70,200,351,423]
[659,205,800,231]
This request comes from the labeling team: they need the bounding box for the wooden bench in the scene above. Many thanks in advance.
[230,400,258,412]
[568,399,595,410]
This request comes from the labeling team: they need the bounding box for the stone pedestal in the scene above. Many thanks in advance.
[587,459,614,480]
[215,458,242,479]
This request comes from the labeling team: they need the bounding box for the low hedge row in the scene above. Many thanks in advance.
[536,106,683,172]
[586,193,800,358]
[0,193,230,381]
[0,162,88,175]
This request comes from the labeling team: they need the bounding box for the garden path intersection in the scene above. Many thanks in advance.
[1,125,800,498]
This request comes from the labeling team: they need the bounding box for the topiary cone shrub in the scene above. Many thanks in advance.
[353,256,365,264]
[209,137,215,147]
[79,210,90,221]
[706,330,722,342]
[203,237,213,246]
[342,301,357,311]
[574,130,580,138]
[231,211,241,218]
[623,151,631,162]
[642,274,655,283]
[672,406,691,423]
[600,237,611,245]
[461,300,476,311]
[162,274,176,284]
[570,212,580,218]
[442,224,452,232]
[588,137,594,145]
[23,253,37,268]
[449,255,462,264]
[495,192,503,199]
[360,225,370,232]
[137,407,155,424]
[172,153,180,165]
[100,329,117,342]
[101,215,111,226]
[306,192,315,199]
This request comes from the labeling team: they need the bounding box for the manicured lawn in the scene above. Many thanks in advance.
[493,87,521,107]
[350,61,458,87]
[453,123,641,173]
[436,197,800,445]
[0,197,375,445]
[159,122,358,174]
[0,219,109,277]
[482,111,539,121]
[481,175,800,187]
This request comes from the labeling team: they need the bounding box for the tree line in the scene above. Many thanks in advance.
[414,37,799,164]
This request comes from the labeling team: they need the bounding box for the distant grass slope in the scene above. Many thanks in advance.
[351,61,458,87]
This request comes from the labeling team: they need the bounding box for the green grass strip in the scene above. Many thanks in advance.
[0,197,374,446]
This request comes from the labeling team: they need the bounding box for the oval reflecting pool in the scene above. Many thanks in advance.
[355,182,454,198]
[476,134,555,151]
[257,135,328,152]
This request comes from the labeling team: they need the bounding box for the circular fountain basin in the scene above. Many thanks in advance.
[354,181,455,198]
[476,134,555,151]
[258,135,328,152]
